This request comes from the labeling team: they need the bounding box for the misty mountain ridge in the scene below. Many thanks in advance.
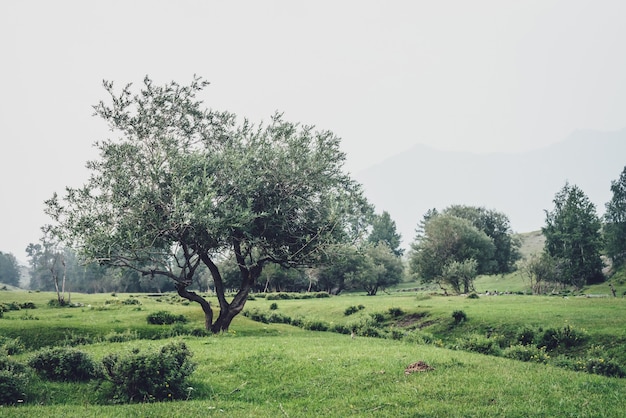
[354,128,626,251]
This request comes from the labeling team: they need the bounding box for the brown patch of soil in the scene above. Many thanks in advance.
[395,312,429,327]
[405,361,434,374]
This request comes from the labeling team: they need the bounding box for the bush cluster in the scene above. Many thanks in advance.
[538,325,588,351]
[147,311,188,325]
[28,347,98,381]
[265,292,330,300]
[456,334,501,356]
[0,354,28,405]
[101,341,196,402]
[504,344,550,363]
[0,301,35,312]
[344,304,365,316]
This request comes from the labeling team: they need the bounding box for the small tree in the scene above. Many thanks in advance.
[347,243,404,295]
[543,183,604,288]
[45,76,371,332]
[367,211,404,256]
[442,258,478,294]
[409,213,495,293]
[604,165,626,268]
[0,252,21,287]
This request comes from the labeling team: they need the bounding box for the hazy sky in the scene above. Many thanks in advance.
[2,1,626,262]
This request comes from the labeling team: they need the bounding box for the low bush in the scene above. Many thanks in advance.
[1,337,26,355]
[28,347,98,382]
[503,344,550,363]
[105,329,139,343]
[467,292,480,299]
[516,326,536,346]
[388,307,405,317]
[452,310,467,323]
[538,325,588,351]
[100,341,196,403]
[583,357,625,378]
[147,310,188,325]
[269,302,278,310]
[457,334,501,356]
[0,370,28,405]
[344,305,365,316]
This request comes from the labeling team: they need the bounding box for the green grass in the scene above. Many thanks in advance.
[2,290,626,417]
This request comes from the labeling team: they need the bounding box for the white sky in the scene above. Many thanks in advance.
[2,0,626,263]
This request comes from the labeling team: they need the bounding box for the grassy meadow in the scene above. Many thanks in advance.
[1,287,626,417]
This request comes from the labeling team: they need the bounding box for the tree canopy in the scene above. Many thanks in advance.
[0,251,20,287]
[409,213,495,293]
[367,211,404,256]
[45,76,371,332]
[604,165,626,268]
[543,182,604,287]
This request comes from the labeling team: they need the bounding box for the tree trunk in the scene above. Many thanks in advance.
[176,285,214,330]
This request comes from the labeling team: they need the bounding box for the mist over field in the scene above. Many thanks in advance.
[355,128,626,250]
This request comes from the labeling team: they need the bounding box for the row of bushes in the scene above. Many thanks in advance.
[0,341,196,405]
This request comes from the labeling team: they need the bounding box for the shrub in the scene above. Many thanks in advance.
[147,311,188,325]
[122,298,141,305]
[466,292,480,299]
[370,312,386,323]
[344,305,364,316]
[1,337,25,355]
[583,358,625,378]
[101,341,196,403]
[504,344,550,363]
[20,302,37,309]
[314,292,330,298]
[388,307,404,317]
[516,326,536,346]
[457,334,501,356]
[28,347,98,381]
[538,325,588,351]
[303,319,329,332]
[269,302,278,310]
[452,310,467,323]
[0,370,28,405]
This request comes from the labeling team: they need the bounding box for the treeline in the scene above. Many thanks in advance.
[3,165,625,296]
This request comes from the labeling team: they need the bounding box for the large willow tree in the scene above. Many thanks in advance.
[46,76,371,332]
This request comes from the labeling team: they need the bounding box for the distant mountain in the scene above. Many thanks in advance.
[354,128,626,252]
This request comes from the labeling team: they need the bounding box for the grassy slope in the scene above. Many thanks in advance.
[1,290,626,417]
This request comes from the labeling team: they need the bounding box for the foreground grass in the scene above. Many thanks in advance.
[5,332,626,417]
[1,290,626,416]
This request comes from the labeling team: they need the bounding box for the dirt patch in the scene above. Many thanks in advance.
[405,361,434,374]
[395,312,429,327]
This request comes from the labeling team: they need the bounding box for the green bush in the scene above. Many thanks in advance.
[28,347,98,381]
[302,319,329,331]
[100,341,196,403]
[269,302,278,310]
[516,326,536,346]
[457,334,501,356]
[452,310,467,323]
[466,292,480,299]
[503,344,550,363]
[122,298,141,305]
[538,325,588,351]
[388,307,405,317]
[0,370,28,405]
[344,305,364,316]
[147,310,188,325]
[583,358,625,378]
[1,337,25,355]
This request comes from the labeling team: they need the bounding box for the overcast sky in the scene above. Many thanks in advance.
[2,0,626,263]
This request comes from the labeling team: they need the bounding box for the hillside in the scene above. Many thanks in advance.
[355,128,626,250]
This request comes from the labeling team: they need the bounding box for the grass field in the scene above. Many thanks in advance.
[1,289,626,417]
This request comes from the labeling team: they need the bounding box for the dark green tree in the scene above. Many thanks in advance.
[443,205,521,274]
[45,76,371,332]
[604,165,626,267]
[0,251,21,287]
[347,243,404,295]
[367,211,403,256]
[409,213,495,293]
[543,183,604,287]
